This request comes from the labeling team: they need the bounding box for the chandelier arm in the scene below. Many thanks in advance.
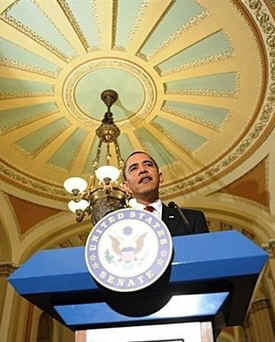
[114,140,124,170]
[106,143,111,165]
[87,174,95,192]
[93,139,103,169]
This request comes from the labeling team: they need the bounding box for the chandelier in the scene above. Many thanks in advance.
[63,89,128,224]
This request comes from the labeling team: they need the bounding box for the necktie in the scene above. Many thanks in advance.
[144,205,155,212]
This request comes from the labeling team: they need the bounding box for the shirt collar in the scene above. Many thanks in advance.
[129,198,162,213]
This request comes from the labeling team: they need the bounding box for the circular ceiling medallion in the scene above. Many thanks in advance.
[62,58,157,124]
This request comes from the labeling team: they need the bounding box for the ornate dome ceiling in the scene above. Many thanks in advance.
[0,0,274,208]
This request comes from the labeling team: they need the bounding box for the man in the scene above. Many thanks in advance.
[123,151,208,236]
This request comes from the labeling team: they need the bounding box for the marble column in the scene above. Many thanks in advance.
[246,298,275,342]
[0,262,18,342]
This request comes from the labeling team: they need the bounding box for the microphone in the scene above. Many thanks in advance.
[168,201,176,208]
[168,201,190,225]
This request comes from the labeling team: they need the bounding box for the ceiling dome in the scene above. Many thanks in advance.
[0,0,273,206]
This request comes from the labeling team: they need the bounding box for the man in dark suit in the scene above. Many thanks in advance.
[123,151,208,236]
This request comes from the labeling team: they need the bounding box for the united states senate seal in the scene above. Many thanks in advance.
[85,208,173,292]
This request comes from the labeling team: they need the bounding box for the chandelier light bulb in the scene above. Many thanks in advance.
[95,166,120,182]
[68,199,89,213]
[64,177,88,194]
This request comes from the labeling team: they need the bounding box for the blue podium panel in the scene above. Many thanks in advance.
[8,231,268,329]
[9,231,266,295]
[55,292,229,330]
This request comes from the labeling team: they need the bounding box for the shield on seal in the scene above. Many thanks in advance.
[85,208,173,292]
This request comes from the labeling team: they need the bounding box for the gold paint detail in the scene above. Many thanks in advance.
[0,1,18,15]
[57,0,89,52]
[165,88,238,97]
[14,126,69,159]
[92,0,103,49]
[0,110,59,135]
[165,71,240,98]
[128,0,150,44]
[0,92,53,100]
[94,0,115,50]
[247,0,275,101]
[162,106,220,130]
[151,121,194,156]
[62,58,156,125]
[146,9,209,59]
[111,0,118,49]
[158,34,234,76]
[0,58,57,78]
[0,8,69,62]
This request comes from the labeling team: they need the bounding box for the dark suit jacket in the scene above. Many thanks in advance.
[162,203,208,236]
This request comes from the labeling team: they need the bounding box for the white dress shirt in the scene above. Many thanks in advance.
[129,198,162,219]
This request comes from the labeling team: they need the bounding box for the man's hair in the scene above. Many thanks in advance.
[122,151,159,180]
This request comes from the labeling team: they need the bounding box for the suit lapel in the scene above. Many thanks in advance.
[162,203,194,236]
[162,204,182,234]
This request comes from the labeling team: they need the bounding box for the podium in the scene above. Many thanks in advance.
[8,231,268,342]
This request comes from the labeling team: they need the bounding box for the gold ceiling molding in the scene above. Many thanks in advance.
[0,57,57,78]
[57,0,90,52]
[156,37,234,76]
[162,106,221,130]
[161,10,209,48]
[0,7,69,62]
[0,91,53,100]
[134,1,209,60]
[0,161,67,199]
[163,75,240,97]
[127,0,150,47]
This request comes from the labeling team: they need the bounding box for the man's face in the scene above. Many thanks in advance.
[123,153,163,201]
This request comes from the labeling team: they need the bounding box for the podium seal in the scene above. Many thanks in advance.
[85,208,173,292]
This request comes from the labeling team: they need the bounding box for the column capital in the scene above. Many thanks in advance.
[250,298,270,314]
[0,262,18,277]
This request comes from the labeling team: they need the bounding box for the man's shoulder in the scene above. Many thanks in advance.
[163,203,204,216]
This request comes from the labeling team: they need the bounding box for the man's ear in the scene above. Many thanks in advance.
[159,171,164,184]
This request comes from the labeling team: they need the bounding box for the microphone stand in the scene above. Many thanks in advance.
[168,201,190,226]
